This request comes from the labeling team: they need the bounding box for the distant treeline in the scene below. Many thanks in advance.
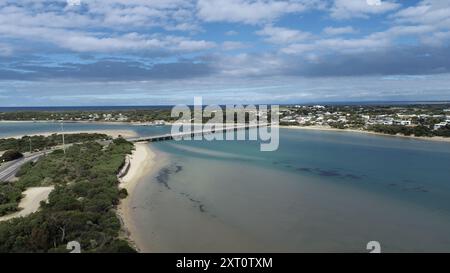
[0,133,111,153]
[0,107,275,123]
[0,138,135,252]
[367,125,450,137]
[0,109,175,122]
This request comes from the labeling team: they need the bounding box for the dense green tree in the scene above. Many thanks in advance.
[0,138,135,253]
[435,125,450,137]
[0,150,23,163]
[0,133,110,154]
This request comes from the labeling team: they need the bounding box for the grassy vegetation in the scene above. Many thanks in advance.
[0,138,135,252]
[0,133,111,153]
[367,124,450,137]
[0,184,22,216]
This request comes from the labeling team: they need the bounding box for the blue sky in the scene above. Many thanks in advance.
[0,0,450,106]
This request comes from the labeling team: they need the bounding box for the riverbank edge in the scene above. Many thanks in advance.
[3,129,138,140]
[2,119,449,143]
[279,125,450,143]
[116,142,158,252]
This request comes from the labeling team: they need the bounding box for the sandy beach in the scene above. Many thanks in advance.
[5,129,137,139]
[0,186,54,222]
[280,125,450,143]
[117,142,158,251]
[0,120,132,125]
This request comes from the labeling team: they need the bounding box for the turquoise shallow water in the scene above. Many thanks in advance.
[2,122,450,252]
[146,128,450,252]
[154,129,450,215]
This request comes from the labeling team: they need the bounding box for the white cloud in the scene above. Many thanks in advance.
[281,43,315,55]
[172,38,216,51]
[392,1,450,28]
[318,35,389,53]
[1,0,450,85]
[281,31,391,55]
[323,26,357,35]
[331,0,400,19]
[0,0,200,32]
[197,0,320,24]
[257,25,313,44]
[0,23,214,53]
[0,1,214,53]
[67,0,81,7]
[389,1,450,45]
[274,1,449,56]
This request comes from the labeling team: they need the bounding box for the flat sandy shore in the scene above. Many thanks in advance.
[0,120,132,125]
[5,129,137,139]
[280,125,450,143]
[0,186,54,222]
[117,143,157,251]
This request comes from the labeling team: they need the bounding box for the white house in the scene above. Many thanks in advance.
[434,122,448,130]
[393,120,412,126]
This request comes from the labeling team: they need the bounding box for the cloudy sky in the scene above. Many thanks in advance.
[0,0,450,106]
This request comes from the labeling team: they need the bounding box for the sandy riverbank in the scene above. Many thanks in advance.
[0,186,54,222]
[5,129,137,139]
[117,143,157,251]
[0,120,132,125]
[280,125,450,143]
[0,120,167,127]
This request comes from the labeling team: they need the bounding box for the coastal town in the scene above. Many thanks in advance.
[2,104,450,138]
[279,104,450,137]
[0,108,172,124]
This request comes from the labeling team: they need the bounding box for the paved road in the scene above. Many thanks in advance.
[0,140,112,183]
[0,151,47,182]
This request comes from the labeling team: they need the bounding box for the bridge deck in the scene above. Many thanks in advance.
[127,123,271,143]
